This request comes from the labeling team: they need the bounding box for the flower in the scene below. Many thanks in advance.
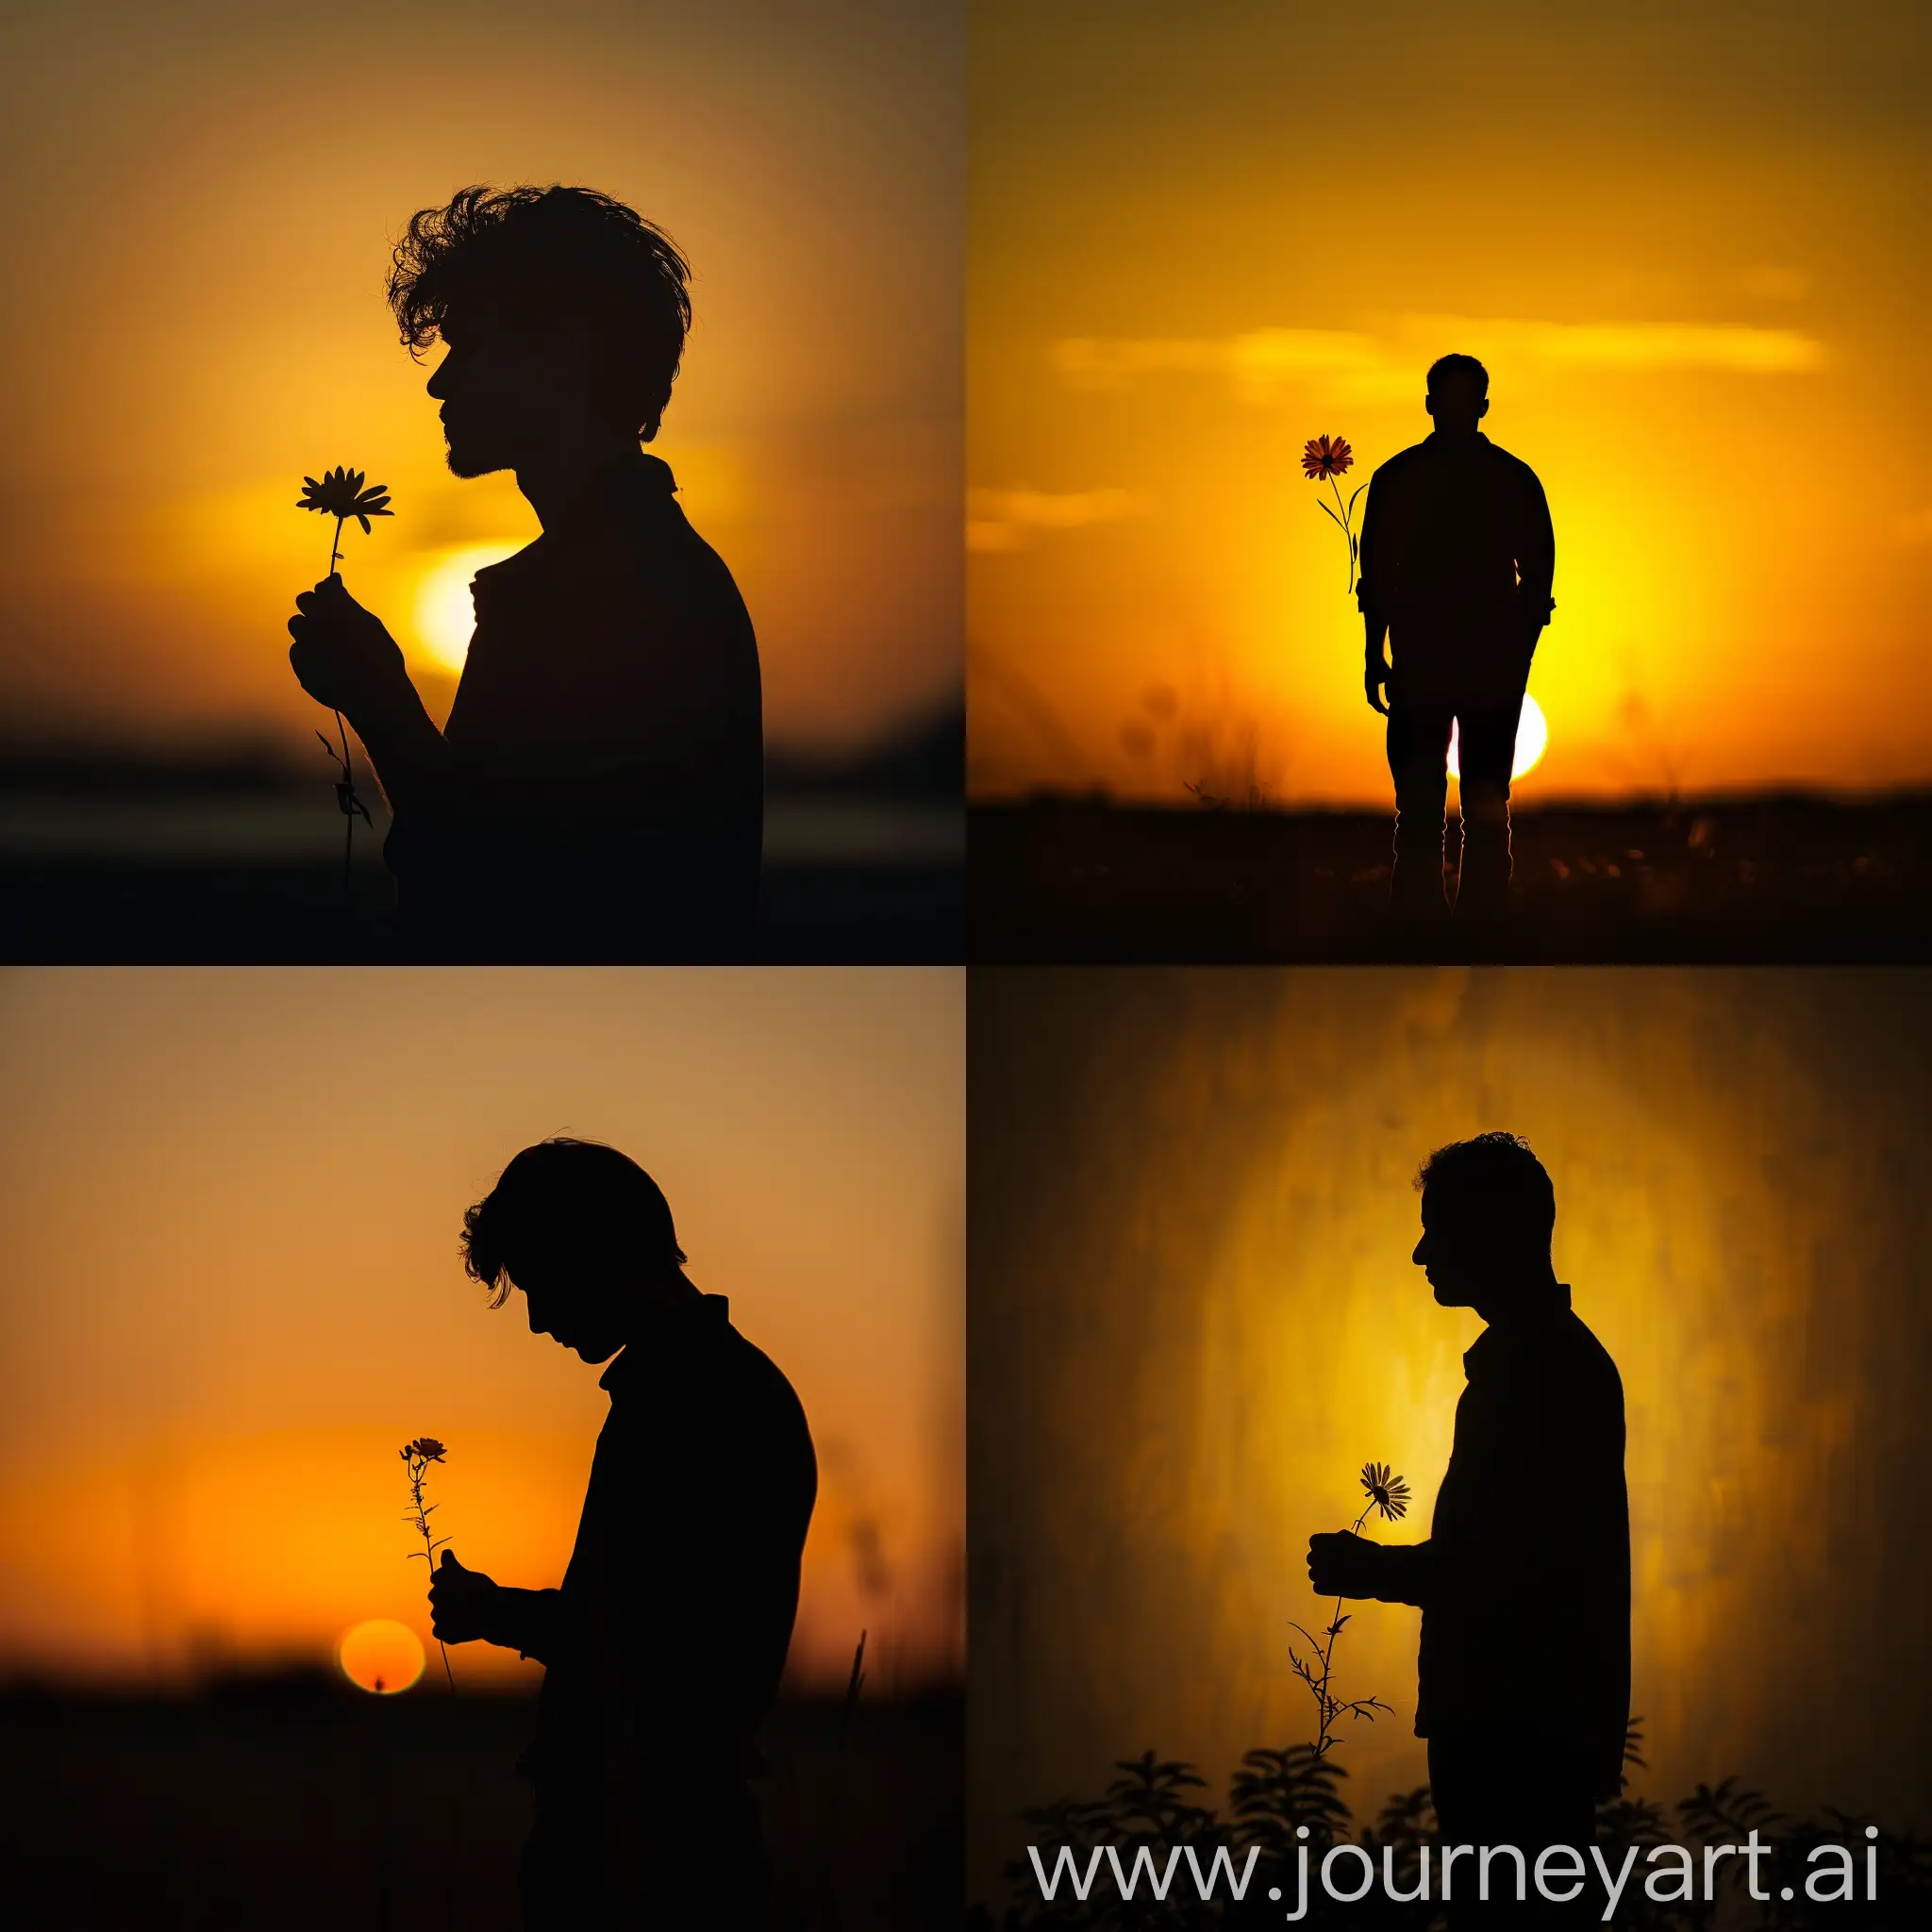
[1301,435,1353,481]
[297,466,393,534]
[1359,1461,1410,1521]
[403,1436,446,1462]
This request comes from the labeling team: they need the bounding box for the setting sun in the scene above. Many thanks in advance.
[337,1618,425,1695]
[412,545,523,675]
[1449,693,1548,784]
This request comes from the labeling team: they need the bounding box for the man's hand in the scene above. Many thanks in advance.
[428,1549,501,1645]
[287,575,408,717]
[1364,655,1390,717]
[1308,1529,1386,1600]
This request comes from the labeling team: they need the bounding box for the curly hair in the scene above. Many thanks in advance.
[1414,1130,1555,1241]
[461,1137,687,1309]
[388,185,692,441]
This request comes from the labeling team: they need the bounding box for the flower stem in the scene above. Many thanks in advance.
[1328,474,1355,591]
[323,517,358,954]
[407,1453,458,1694]
[1312,1502,1374,1759]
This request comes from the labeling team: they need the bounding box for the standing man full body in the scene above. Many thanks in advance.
[1358,356,1556,922]
[428,1139,817,1930]
[1309,1134,1628,1925]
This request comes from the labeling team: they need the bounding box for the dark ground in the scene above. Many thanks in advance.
[971,792,1932,962]
[0,1674,962,1931]
[0,852,964,964]
[0,717,964,963]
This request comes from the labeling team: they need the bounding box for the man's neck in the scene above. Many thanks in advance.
[1473,1270,1565,1328]
[515,437,643,534]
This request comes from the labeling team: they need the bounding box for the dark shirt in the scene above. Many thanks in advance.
[383,454,763,960]
[1357,431,1556,702]
[1375,1291,1629,1798]
[498,1293,817,1807]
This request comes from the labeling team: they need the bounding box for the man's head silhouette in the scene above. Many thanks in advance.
[1411,1131,1557,1315]
[461,1138,695,1361]
[388,185,692,480]
[1424,352,1490,439]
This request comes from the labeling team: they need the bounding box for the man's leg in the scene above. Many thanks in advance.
[1451,693,1526,918]
[630,1775,771,1931]
[1386,700,1454,918]
[519,1804,608,1931]
[1430,1732,1598,1928]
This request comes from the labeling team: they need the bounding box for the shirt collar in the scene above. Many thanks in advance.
[1463,1283,1574,1377]
[470,455,679,591]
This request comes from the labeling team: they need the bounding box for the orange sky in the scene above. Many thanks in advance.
[969,967,1932,1898]
[0,0,960,757]
[0,967,963,1696]
[968,0,1931,805]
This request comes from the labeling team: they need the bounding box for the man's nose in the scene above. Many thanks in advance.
[1412,1237,1427,1265]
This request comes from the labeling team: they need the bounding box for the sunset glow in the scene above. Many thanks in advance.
[338,1618,425,1695]
[968,2,1930,806]
[1,1,960,757]
[0,969,963,1695]
[969,968,1932,1898]
[413,544,523,676]
[1449,693,1547,784]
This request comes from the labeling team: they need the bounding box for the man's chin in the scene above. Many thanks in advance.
[443,440,508,480]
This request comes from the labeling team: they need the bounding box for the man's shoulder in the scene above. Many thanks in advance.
[1553,1308,1624,1402]
[1485,1307,1621,1390]
[1371,441,1433,483]
[1477,437,1548,493]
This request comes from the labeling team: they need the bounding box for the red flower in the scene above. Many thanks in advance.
[1301,435,1353,480]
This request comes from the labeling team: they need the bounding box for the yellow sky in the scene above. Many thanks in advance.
[968,0,1931,804]
[0,0,960,755]
[0,967,963,1695]
[968,966,1932,1897]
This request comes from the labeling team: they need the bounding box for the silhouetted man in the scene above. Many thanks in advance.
[1358,357,1555,922]
[1309,1135,1627,1925]
[427,1139,816,1930]
[288,186,762,961]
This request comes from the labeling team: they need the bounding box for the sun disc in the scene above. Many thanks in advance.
[1448,693,1548,783]
[413,544,523,675]
[337,1617,425,1695]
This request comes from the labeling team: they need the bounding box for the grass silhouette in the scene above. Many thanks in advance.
[981,1723,1932,1928]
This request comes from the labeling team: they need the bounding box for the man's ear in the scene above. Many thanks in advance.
[1476,397,1491,418]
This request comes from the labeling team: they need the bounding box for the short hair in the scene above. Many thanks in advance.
[1414,1132,1555,1243]
[461,1138,686,1309]
[1426,352,1490,401]
[387,184,692,441]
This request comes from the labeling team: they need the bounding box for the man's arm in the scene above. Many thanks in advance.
[1513,470,1557,671]
[1308,1531,1434,1607]
[290,575,749,836]
[1357,471,1391,714]
[428,1552,579,1666]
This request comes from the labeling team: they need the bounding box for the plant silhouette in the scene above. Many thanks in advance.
[989,1722,1932,1929]
[1286,1462,1405,1761]
[295,464,390,947]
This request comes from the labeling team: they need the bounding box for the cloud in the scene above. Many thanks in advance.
[1053,313,1825,405]
[967,484,1141,552]
[1741,264,1811,302]
[1403,313,1826,374]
